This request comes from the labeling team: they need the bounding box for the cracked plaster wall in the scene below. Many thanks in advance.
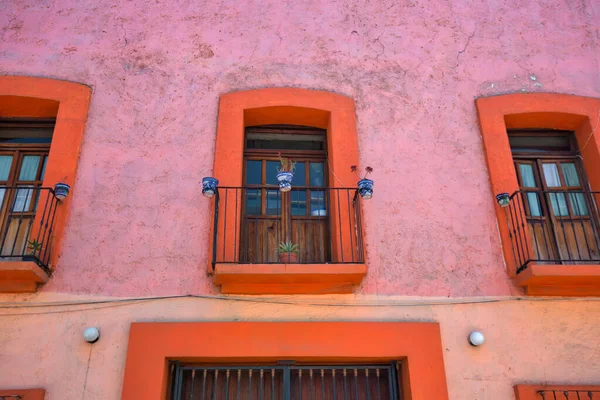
[1,0,600,296]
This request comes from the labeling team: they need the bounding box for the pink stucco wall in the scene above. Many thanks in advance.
[1,1,600,399]
[2,0,599,297]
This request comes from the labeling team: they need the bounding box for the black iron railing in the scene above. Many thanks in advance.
[169,363,400,400]
[0,186,60,273]
[505,190,600,273]
[538,390,600,399]
[211,187,364,267]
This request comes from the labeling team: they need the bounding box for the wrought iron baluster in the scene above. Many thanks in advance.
[201,369,207,400]
[375,369,381,400]
[320,369,325,400]
[234,189,238,262]
[190,369,196,400]
[332,369,337,400]
[309,369,314,400]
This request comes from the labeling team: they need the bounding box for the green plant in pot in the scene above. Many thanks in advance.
[25,239,42,260]
[278,240,299,263]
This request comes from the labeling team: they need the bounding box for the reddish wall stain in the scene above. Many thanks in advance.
[1,0,599,297]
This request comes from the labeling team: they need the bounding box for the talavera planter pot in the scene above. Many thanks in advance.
[496,192,510,207]
[53,183,70,201]
[202,177,219,197]
[357,179,374,200]
[276,172,294,192]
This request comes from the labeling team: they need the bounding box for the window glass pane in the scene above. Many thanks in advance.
[509,135,571,152]
[245,189,261,215]
[245,160,261,185]
[309,162,325,187]
[266,189,281,215]
[290,190,307,216]
[561,163,580,187]
[293,162,306,185]
[13,186,34,212]
[542,163,562,187]
[0,156,13,181]
[266,161,279,185]
[548,192,569,216]
[526,192,542,217]
[40,156,48,180]
[569,193,589,216]
[310,190,327,216]
[519,164,537,188]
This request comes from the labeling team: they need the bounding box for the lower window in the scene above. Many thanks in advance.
[169,363,401,400]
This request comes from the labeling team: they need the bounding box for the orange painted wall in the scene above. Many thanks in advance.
[121,322,448,400]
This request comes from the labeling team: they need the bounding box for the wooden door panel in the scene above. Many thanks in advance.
[527,220,557,261]
[290,219,329,263]
[242,219,282,263]
[552,219,600,262]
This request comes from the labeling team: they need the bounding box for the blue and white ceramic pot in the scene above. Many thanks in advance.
[357,179,374,200]
[496,192,510,207]
[202,177,219,197]
[276,172,294,192]
[54,183,71,201]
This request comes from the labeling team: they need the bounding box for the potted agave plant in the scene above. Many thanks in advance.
[23,239,42,262]
[276,152,296,192]
[278,240,299,263]
[351,165,374,199]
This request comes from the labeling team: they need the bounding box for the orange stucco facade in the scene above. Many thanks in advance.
[2,0,600,399]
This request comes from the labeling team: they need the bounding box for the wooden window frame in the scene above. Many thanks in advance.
[476,93,600,296]
[0,76,91,293]
[209,89,367,295]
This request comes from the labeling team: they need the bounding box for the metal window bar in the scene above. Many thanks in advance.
[211,187,365,268]
[505,190,600,274]
[538,390,600,399]
[0,186,59,274]
[169,363,400,400]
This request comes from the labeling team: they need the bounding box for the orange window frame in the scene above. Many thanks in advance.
[208,89,367,294]
[120,322,449,400]
[476,93,600,295]
[0,76,91,271]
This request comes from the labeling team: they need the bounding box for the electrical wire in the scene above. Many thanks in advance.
[0,292,599,316]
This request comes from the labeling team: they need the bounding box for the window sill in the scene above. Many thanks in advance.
[0,388,45,399]
[514,264,600,296]
[0,261,50,293]
[213,263,367,294]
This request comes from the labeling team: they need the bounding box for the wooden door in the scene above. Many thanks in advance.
[514,157,600,263]
[240,157,329,263]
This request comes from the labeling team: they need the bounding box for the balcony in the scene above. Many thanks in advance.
[505,190,600,295]
[515,385,600,400]
[537,390,599,399]
[0,187,60,292]
[210,187,367,294]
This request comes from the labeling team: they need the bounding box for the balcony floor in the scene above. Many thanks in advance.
[213,263,367,294]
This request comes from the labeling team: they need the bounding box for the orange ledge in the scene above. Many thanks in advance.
[0,261,50,293]
[0,388,45,400]
[214,263,367,294]
[514,264,600,296]
[515,384,600,399]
